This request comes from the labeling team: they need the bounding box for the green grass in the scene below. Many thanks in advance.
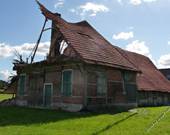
[0,94,13,101]
[0,106,169,135]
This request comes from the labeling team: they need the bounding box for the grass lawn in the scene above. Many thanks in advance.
[0,106,169,135]
[0,94,13,101]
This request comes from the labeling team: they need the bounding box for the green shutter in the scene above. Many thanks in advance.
[18,75,26,96]
[62,70,72,96]
[97,72,107,96]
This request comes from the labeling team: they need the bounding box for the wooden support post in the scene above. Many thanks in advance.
[31,18,48,63]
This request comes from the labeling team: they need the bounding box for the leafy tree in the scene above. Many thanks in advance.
[0,80,7,89]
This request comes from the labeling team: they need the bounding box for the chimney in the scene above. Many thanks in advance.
[55,12,61,17]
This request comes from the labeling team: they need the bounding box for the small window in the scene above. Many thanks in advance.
[123,72,136,83]
[97,72,107,96]
[62,70,72,96]
[18,74,26,96]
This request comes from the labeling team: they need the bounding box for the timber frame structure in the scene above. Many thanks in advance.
[13,1,170,112]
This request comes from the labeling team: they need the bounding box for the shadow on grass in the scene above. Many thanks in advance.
[0,106,128,127]
[0,106,94,126]
[92,113,137,135]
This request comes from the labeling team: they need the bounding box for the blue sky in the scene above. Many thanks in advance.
[1,0,170,81]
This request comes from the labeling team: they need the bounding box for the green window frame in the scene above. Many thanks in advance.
[62,70,72,96]
[18,74,26,96]
[97,72,107,96]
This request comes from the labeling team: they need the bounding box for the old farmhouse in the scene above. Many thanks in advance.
[13,2,170,112]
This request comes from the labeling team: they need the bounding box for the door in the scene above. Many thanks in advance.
[126,83,137,103]
[43,84,53,107]
[18,74,26,96]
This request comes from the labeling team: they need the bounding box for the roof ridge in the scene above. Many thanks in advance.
[36,0,68,26]
[115,48,140,71]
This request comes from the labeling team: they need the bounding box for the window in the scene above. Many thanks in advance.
[122,72,137,102]
[123,72,136,83]
[18,74,26,96]
[62,70,72,96]
[30,76,37,91]
[87,72,97,96]
[97,72,107,96]
[122,72,136,95]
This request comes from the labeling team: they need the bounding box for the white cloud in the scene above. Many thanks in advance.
[168,41,170,45]
[117,0,123,4]
[71,2,109,17]
[0,70,12,81]
[129,0,158,5]
[158,54,170,68]
[15,42,50,56]
[130,0,142,5]
[0,42,50,59]
[143,0,157,2]
[126,40,150,56]
[70,8,76,13]
[125,40,157,66]
[54,0,65,8]
[0,43,13,58]
[0,42,49,81]
[113,31,134,40]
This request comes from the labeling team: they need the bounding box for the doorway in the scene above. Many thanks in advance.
[43,83,53,107]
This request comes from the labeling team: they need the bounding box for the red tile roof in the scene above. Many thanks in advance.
[36,1,138,71]
[123,50,170,92]
[36,1,170,92]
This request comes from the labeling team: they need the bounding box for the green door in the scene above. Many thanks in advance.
[18,75,26,96]
[44,84,52,107]
[125,83,137,103]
